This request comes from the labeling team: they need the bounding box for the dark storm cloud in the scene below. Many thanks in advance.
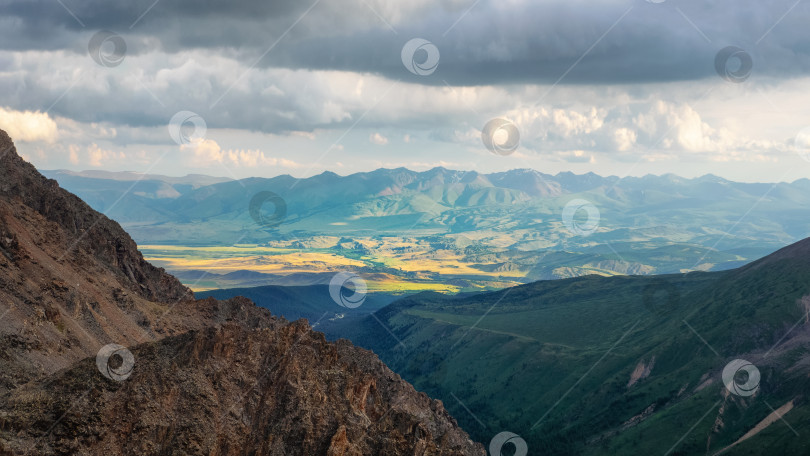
[0,0,302,30]
[1,0,810,85]
[290,0,810,85]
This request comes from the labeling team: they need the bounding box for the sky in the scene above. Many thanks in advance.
[1,0,810,182]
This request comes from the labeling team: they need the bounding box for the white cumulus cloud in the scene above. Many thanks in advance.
[0,107,58,143]
[369,133,389,145]
[185,138,303,169]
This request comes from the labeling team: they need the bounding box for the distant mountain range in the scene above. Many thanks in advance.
[43,167,810,238]
[42,167,810,289]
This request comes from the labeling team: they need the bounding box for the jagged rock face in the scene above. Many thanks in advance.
[0,130,484,455]
[1,323,483,455]
[0,129,268,390]
[0,129,189,304]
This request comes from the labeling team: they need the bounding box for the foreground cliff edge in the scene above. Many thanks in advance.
[0,130,484,455]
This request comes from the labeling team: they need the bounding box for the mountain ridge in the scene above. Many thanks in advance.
[40,166,803,186]
[0,129,484,454]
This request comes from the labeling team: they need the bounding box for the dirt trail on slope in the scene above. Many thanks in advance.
[712,399,794,455]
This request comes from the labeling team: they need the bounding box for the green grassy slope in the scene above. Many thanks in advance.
[332,240,810,455]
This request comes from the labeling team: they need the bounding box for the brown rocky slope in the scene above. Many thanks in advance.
[0,130,483,455]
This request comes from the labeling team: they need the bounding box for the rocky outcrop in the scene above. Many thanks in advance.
[0,129,270,390]
[0,130,483,455]
[0,130,189,303]
[1,323,482,455]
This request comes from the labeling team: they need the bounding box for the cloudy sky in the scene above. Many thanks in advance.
[1,0,810,182]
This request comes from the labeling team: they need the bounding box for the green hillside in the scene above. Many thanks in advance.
[327,239,810,455]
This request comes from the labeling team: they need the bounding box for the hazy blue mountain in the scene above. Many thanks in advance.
[42,169,232,186]
[40,170,232,222]
[48,167,810,240]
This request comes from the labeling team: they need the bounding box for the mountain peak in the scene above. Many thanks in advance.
[696,173,726,182]
[314,170,340,179]
[425,166,451,174]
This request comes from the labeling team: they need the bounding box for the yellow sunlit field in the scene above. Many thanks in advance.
[145,251,366,273]
[139,243,523,293]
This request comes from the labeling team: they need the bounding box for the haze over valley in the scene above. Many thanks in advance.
[44,167,810,294]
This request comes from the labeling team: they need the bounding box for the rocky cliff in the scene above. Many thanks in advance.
[0,130,483,455]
